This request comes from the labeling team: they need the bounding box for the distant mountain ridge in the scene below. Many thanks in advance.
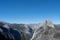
[0,21,34,40]
[0,20,60,40]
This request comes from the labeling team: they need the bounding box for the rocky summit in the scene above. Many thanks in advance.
[0,20,60,40]
[31,20,60,40]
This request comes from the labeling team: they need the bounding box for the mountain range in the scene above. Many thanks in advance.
[0,20,60,40]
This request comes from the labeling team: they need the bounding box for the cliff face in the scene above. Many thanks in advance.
[31,20,60,40]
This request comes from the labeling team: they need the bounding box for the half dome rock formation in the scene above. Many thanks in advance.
[43,20,55,28]
[31,20,60,40]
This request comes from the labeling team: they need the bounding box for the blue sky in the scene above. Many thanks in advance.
[0,0,60,24]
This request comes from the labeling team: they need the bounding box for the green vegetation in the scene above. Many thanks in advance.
[54,32,60,38]
[21,32,26,40]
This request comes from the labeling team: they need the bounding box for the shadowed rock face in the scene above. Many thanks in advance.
[0,22,21,40]
[0,22,33,40]
[0,26,21,40]
[0,32,8,40]
[10,28,21,40]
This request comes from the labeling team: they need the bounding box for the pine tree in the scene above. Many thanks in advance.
[21,32,26,40]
